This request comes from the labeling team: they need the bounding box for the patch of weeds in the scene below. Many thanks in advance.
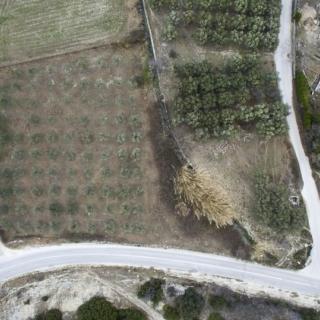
[50,185,62,196]
[0,188,14,198]
[67,186,78,197]
[15,203,29,215]
[80,116,90,126]
[114,112,126,125]
[47,131,59,143]
[132,132,143,143]
[117,133,127,144]
[118,148,128,161]
[102,167,112,178]
[31,133,45,144]
[48,167,59,177]
[68,168,78,177]
[208,294,229,310]
[131,147,142,161]
[49,202,65,216]
[120,167,133,179]
[64,132,75,143]
[48,148,61,160]
[0,204,10,215]
[65,150,77,161]
[85,185,96,196]
[31,186,46,197]
[102,185,114,198]
[80,132,95,144]
[13,168,27,179]
[13,133,24,144]
[48,115,58,125]
[33,204,46,215]
[67,201,79,215]
[86,204,96,215]
[13,186,25,196]
[30,149,43,160]
[82,152,94,162]
[84,169,93,179]
[29,115,41,125]
[32,167,45,178]
[101,150,112,161]
[105,219,117,233]
[12,149,27,161]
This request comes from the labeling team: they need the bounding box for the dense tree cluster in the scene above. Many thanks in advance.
[254,172,306,232]
[76,297,146,320]
[173,56,288,139]
[150,0,280,50]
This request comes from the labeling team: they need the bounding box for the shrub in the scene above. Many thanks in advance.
[49,202,65,215]
[34,309,62,320]
[163,305,180,320]
[176,288,205,320]
[254,172,306,232]
[77,297,118,320]
[208,313,225,320]
[31,133,45,144]
[300,309,320,320]
[295,71,312,128]
[208,295,229,310]
[117,308,146,320]
[293,11,302,23]
[137,278,165,305]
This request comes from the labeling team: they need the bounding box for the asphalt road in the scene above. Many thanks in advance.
[275,0,320,274]
[0,244,320,296]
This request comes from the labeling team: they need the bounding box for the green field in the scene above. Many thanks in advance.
[0,0,126,65]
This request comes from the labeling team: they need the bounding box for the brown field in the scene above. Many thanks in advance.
[0,39,249,257]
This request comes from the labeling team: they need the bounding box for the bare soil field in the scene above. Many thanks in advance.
[145,1,312,268]
[0,41,249,257]
[0,0,139,66]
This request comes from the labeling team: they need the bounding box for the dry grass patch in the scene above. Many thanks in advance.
[174,166,236,228]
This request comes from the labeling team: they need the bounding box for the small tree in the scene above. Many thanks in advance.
[176,288,204,320]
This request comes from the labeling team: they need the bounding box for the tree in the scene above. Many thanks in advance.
[137,278,165,305]
[76,296,118,320]
[176,288,204,320]
[34,309,62,320]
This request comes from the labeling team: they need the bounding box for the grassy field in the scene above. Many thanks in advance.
[0,0,128,65]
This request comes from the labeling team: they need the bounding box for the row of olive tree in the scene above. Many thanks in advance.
[150,0,281,50]
[173,55,287,139]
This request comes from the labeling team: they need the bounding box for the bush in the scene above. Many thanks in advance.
[208,295,229,310]
[77,297,118,320]
[34,309,62,320]
[76,296,147,320]
[295,71,312,128]
[208,313,225,320]
[137,278,165,305]
[254,172,306,232]
[163,305,180,320]
[300,309,320,320]
[117,308,146,320]
[176,288,204,320]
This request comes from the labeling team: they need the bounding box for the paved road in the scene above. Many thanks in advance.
[0,244,320,296]
[275,0,320,274]
[0,0,319,304]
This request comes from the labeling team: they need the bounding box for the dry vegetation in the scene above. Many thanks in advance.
[174,166,236,228]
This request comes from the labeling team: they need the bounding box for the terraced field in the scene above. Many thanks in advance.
[0,0,129,65]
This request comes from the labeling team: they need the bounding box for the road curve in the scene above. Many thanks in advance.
[0,244,320,296]
[275,0,320,274]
